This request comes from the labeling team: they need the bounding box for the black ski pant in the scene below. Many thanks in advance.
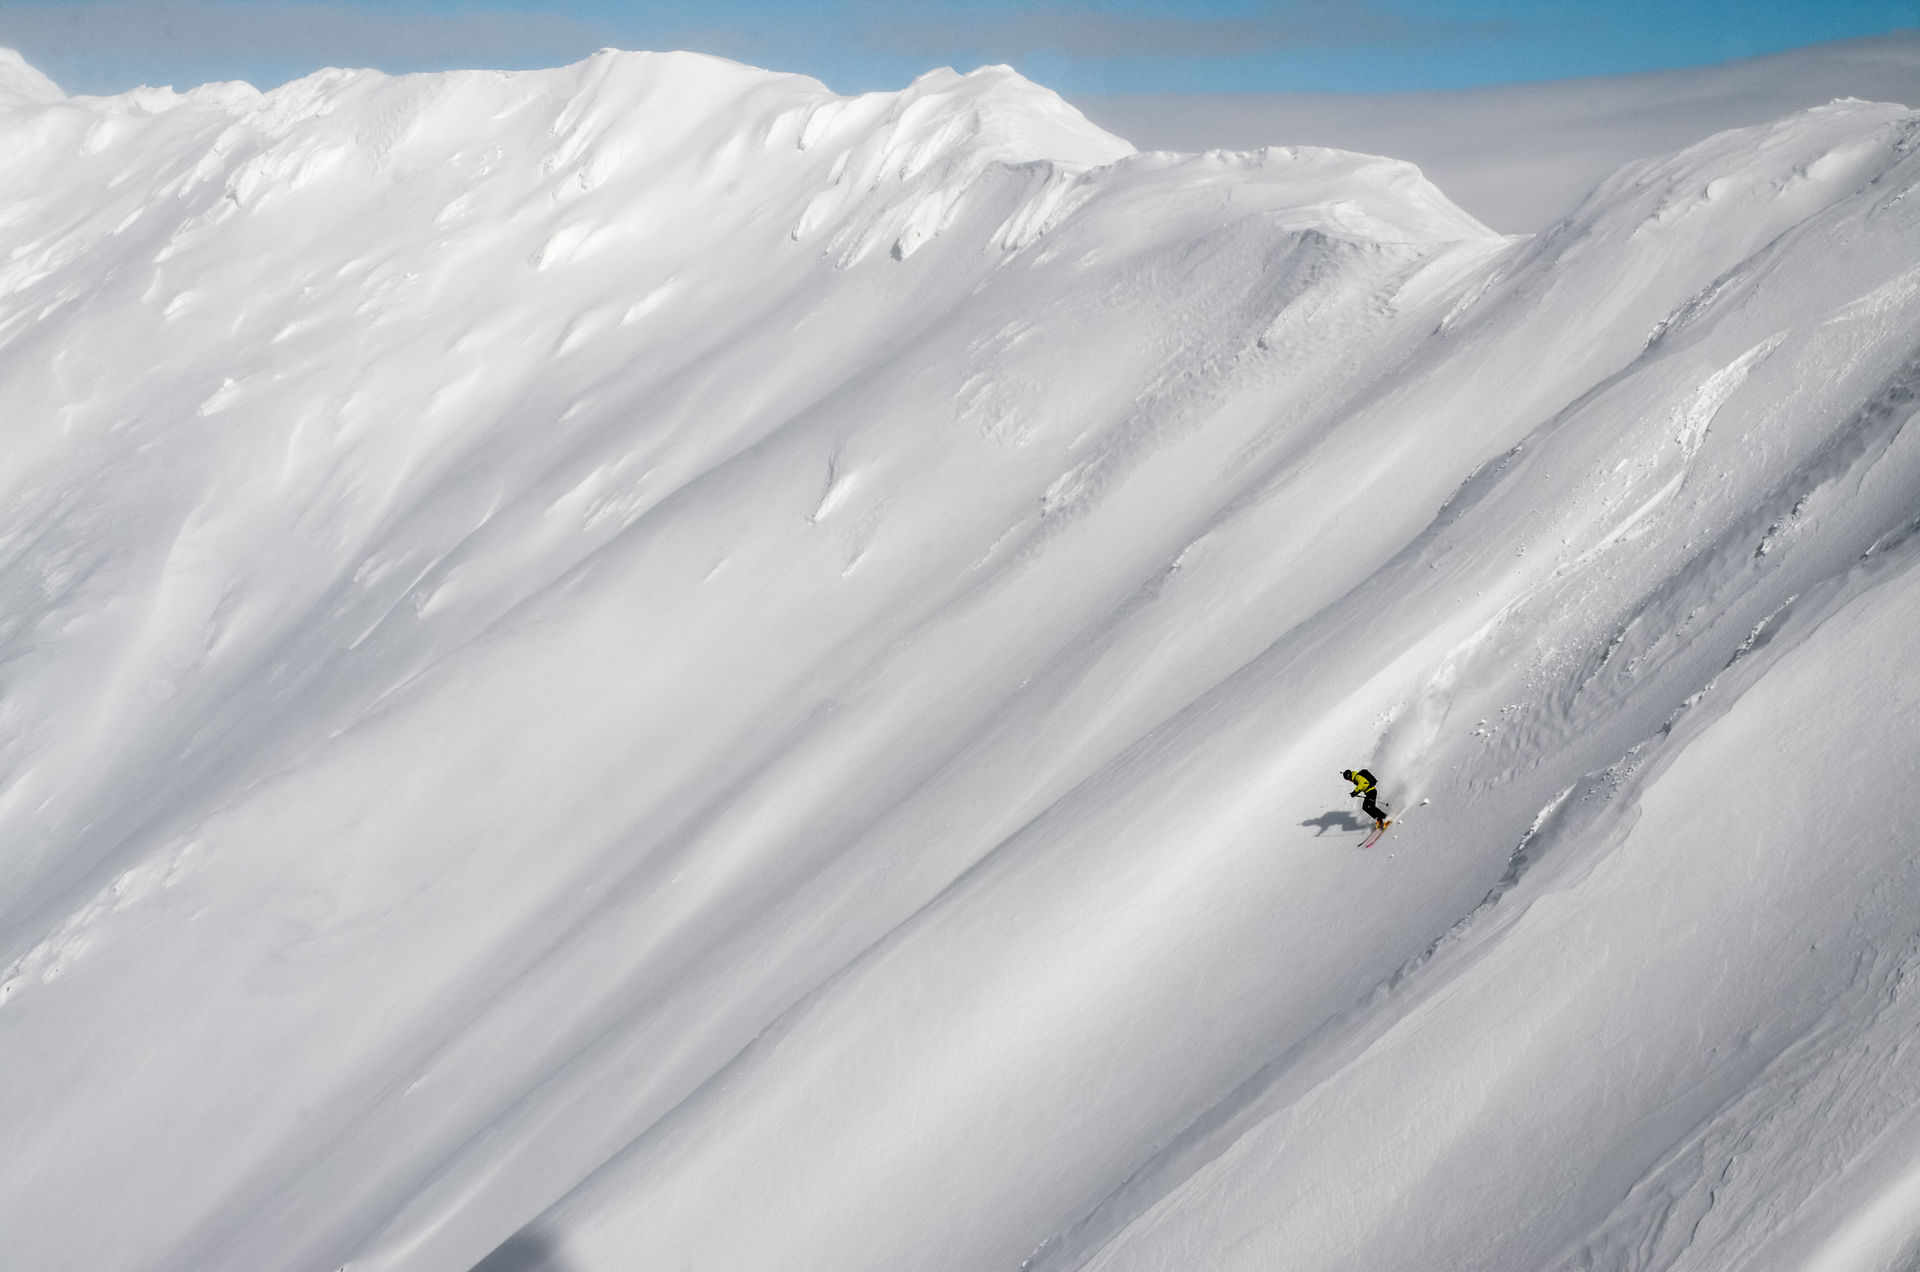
[1359,792,1386,823]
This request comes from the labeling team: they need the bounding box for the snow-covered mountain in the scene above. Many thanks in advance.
[2,47,1918,1272]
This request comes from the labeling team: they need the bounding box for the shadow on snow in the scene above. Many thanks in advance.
[1299,809,1369,836]
[470,1231,577,1272]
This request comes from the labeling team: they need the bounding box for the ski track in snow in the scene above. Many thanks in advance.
[0,45,1918,1272]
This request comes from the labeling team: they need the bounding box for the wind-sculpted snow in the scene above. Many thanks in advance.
[0,47,1917,1272]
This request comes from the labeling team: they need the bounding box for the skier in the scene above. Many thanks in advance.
[1342,768,1388,829]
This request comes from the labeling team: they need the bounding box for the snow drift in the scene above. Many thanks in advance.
[1,47,1918,1272]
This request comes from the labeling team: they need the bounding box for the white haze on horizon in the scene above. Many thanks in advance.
[1074,31,1920,231]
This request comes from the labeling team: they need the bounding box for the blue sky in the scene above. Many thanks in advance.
[3,0,1918,97]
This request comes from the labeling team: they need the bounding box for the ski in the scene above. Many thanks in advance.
[1360,820,1391,849]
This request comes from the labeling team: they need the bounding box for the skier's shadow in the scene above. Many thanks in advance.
[1300,809,1368,837]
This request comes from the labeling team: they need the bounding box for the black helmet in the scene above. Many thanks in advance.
[1341,769,1354,780]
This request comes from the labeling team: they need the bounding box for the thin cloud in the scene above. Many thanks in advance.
[0,0,1526,96]
[0,0,884,93]
[842,0,1517,60]
[0,0,1518,72]
[0,0,603,65]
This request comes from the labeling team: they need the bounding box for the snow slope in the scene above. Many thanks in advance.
[0,47,1917,1272]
